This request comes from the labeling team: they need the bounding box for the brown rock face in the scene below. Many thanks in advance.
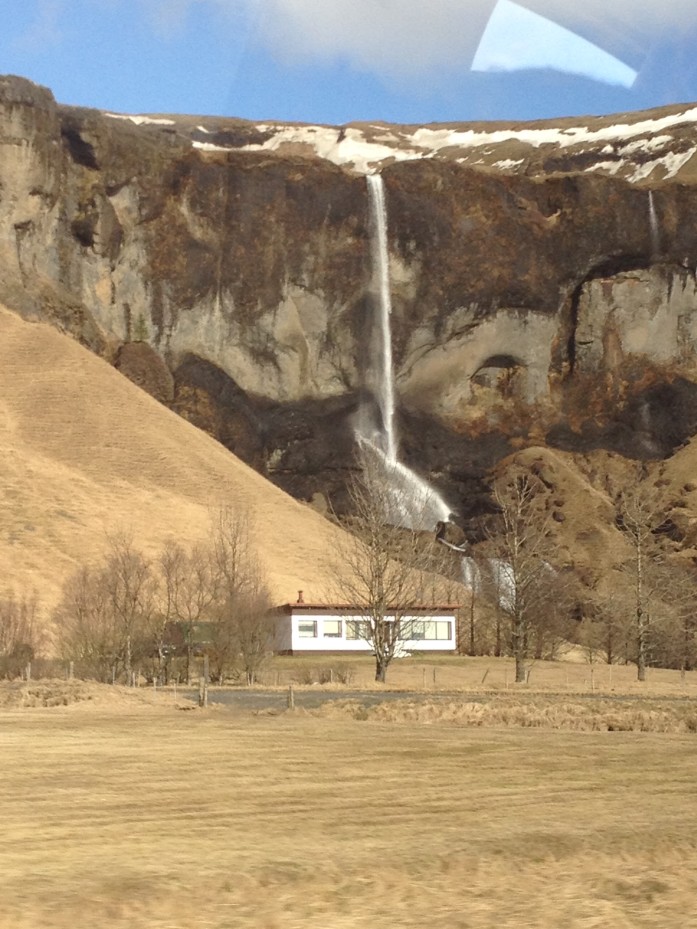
[3,74,697,522]
[114,342,174,405]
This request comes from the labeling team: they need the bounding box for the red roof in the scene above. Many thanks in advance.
[275,602,460,614]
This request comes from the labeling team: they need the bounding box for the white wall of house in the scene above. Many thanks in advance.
[274,608,457,654]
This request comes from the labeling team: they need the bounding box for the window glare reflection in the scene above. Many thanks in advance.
[472,0,638,89]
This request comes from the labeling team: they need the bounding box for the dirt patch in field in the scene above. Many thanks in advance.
[316,695,697,733]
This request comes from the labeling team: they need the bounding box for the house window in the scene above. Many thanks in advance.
[422,620,452,641]
[346,620,369,640]
[297,620,317,638]
[410,621,426,640]
[323,619,342,638]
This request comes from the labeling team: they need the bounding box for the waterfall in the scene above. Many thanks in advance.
[358,174,451,530]
[367,173,397,462]
[462,557,515,612]
[648,190,660,256]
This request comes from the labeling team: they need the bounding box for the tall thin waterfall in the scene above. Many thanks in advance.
[358,174,451,530]
[367,174,397,462]
[648,190,660,256]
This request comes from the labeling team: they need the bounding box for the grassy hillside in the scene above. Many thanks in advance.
[487,442,697,594]
[0,305,351,609]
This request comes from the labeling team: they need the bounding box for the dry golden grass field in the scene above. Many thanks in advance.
[0,304,354,608]
[265,653,697,696]
[2,673,697,929]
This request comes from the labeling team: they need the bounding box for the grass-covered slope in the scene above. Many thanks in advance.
[0,305,348,608]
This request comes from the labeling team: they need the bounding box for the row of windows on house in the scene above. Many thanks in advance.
[297,618,453,640]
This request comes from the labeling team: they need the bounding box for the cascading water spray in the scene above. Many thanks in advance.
[357,174,451,530]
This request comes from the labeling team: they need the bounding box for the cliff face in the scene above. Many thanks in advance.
[4,74,697,521]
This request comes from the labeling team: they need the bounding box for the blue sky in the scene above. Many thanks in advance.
[2,1,696,124]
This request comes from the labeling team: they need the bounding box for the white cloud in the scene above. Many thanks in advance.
[147,0,695,86]
[250,0,486,80]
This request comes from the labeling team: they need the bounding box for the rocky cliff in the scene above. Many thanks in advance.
[3,74,697,523]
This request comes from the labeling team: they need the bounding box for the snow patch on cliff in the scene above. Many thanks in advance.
[106,113,175,126]
[243,125,420,174]
[193,141,229,152]
[629,148,697,182]
[187,104,697,181]
[407,106,697,153]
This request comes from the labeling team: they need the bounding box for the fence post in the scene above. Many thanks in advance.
[287,683,295,710]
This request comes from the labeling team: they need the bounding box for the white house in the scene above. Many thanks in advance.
[273,592,458,655]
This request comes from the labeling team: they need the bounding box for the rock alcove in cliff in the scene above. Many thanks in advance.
[471,354,526,399]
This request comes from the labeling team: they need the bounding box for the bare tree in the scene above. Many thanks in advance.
[102,533,158,680]
[614,479,672,681]
[575,585,631,666]
[55,536,158,683]
[459,552,513,657]
[481,471,563,683]
[669,561,697,674]
[157,541,218,683]
[0,592,43,678]
[207,505,274,684]
[55,511,273,686]
[210,573,274,684]
[639,557,697,676]
[331,450,450,683]
[55,565,121,681]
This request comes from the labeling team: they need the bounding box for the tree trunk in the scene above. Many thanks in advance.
[605,626,614,666]
[636,606,647,682]
[125,634,132,681]
[513,613,526,682]
[683,619,693,673]
[635,541,647,682]
[469,593,476,655]
[515,654,526,683]
[375,658,387,683]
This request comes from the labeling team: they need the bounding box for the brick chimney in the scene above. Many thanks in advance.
[297,590,304,604]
